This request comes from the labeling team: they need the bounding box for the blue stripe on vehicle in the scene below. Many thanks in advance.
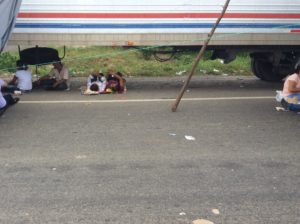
[15,23,300,29]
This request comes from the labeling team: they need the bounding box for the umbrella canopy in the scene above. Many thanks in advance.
[18,46,64,65]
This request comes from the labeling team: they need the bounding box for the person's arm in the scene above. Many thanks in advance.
[87,75,92,87]
[114,73,125,87]
[53,78,66,87]
[34,74,53,86]
[39,68,56,82]
[0,79,7,88]
[8,75,17,85]
[39,75,51,80]
[287,80,300,93]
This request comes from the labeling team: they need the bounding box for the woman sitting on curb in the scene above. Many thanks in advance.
[280,65,300,111]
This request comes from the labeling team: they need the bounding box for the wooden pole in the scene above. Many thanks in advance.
[171,0,231,112]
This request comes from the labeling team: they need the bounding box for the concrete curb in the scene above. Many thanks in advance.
[70,75,283,90]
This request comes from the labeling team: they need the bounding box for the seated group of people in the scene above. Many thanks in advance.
[0,59,126,116]
[85,70,126,94]
[2,59,70,93]
[33,62,126,94]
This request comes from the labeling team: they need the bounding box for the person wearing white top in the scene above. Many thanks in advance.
[0,79,19,116]
[87,72,107,93]
[16,69,32,91]
[8,60,32,92]
[0,79,7,109]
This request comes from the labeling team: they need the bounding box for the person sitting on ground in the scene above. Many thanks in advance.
[87,71,107,93]
[0,79,19,116]
[33,61,70,91]
[105,71,126,94]
[6,60,32,93]
[281,65,300,111]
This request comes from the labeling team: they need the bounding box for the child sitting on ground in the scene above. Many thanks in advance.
[87,71,107,93]
[279,65,300,111]
[105,71,126,94]
[83,70,126,95]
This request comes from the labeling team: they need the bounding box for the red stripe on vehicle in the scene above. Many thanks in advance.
[291,29,300,32]
[17,12,300,19]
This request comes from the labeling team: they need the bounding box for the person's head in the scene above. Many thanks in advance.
[91,70,99,76]
[99,73,106,82]
[90,83,99,92]
[52,61,63,70]
[90,71,99,80]
[295,65,300,74]
[16,60,28,70]
[116,72,123,77]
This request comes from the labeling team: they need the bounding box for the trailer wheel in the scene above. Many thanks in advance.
[153,47,176,62]
[251,58,287,82]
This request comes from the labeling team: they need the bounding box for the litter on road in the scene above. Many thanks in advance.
[185,135,196,141]
[193,219,214,224]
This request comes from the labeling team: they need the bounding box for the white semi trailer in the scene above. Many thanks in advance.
[7,0,300,81]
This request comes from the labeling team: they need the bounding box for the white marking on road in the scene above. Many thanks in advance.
[193,219,214,224]
[75,155,87,159]
[19,96,274,104]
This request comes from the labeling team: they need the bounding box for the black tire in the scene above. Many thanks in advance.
[251,58,287,82]
[152,47,177,62]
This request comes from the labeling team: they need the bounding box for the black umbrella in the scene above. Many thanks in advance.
[18,45,65,65]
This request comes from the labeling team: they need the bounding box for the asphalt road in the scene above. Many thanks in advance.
[0,76,299,224]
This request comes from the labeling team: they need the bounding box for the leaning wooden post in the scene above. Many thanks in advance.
[171,0,231,112]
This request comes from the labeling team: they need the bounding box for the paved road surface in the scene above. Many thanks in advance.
[0,76,299,224]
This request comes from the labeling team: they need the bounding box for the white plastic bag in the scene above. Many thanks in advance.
[275,90,284,102]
